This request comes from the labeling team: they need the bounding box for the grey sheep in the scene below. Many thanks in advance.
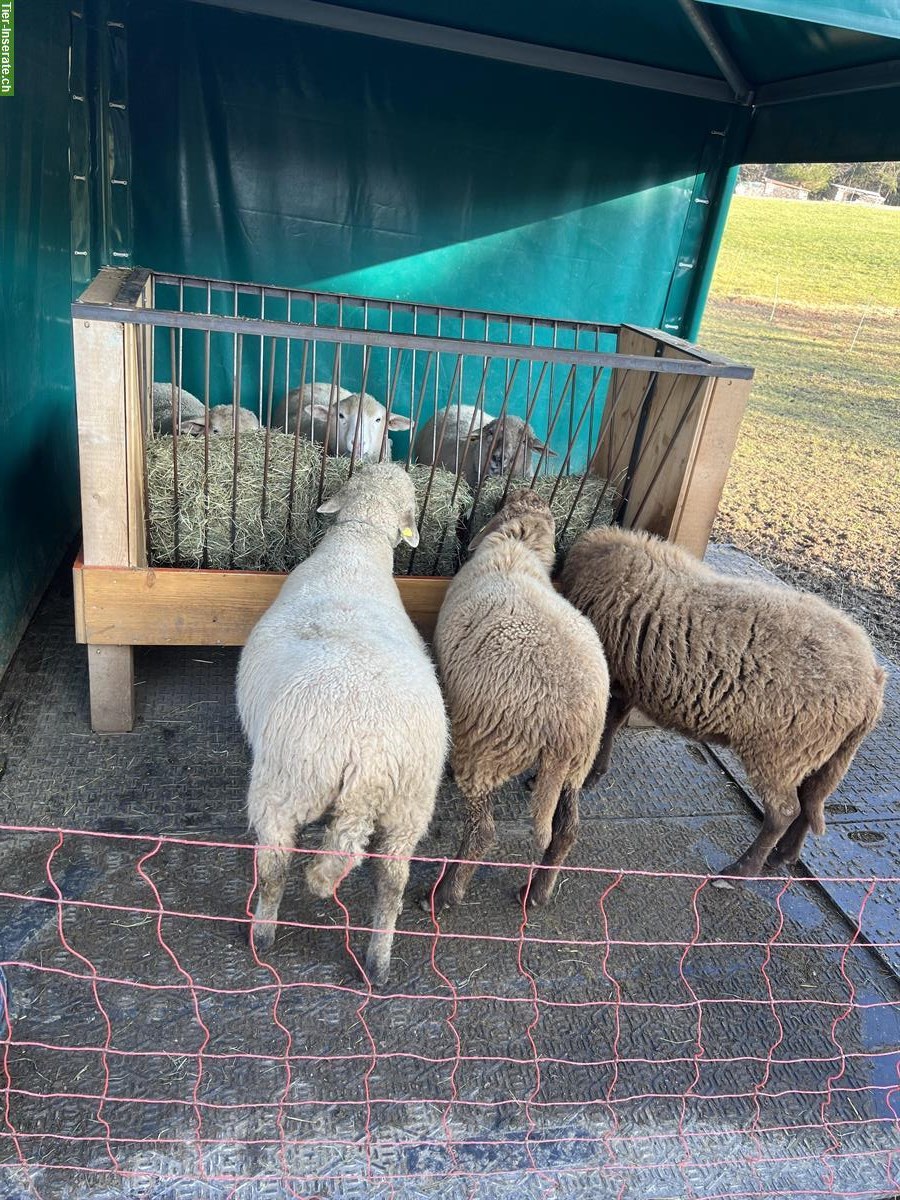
[414,404,554,487]
[152,383,260,436]
[179,404,260,436]
[426,490,609,912]
[560,526,886,879]
[151,382,204,434]
[237,463,448,986]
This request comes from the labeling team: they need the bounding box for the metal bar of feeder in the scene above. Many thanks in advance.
[558,365,630,541]
[529,364,576,485]
[468,359,523,524]
[169,328,180,567]
[201,308,212,569]
[230,333,243,569]
[381,346,405,464]
[407,352,463,575]
[149,269,619,339]
[547,367,606,508]
[261,337,276,524]
[348,345,372,477]
[405,347,434,470]
[287,340,311,534]
[496,357,550,510]
[77,303,753,379]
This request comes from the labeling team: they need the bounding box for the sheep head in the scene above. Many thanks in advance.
[467,415,555,482]
[317,463,419,547]
[469,488,556,569]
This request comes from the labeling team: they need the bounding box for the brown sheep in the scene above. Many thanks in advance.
[560,526,886,879]
[427,490,609,911]
[414,405,554,487]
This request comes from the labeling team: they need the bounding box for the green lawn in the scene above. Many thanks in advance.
[710,194,900,307]
[699,196,900,660]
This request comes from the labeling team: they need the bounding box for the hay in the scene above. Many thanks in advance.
[146,434,471,575]
[470,472,620,556]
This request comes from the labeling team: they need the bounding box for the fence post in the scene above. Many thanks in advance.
[73,268,137,732]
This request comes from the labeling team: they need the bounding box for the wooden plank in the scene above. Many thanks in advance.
[666,374,753,559]
[74,317,129,567]
[73,563,451,646]
[75,267,132,307]
[622,323,737,368]
[73,559,86,643]
[87,645,135,733]
[73,277,136,733]
[620,351,715,538]
[591,328,658,485]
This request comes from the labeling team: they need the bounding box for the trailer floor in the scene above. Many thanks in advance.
[0,547,898,1200]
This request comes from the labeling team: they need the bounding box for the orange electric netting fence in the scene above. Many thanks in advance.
[1,824,899,1199]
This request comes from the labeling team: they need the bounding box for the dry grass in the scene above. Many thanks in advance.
[701,295,900,661]
[146,433,471,575]
[470,473,619,555]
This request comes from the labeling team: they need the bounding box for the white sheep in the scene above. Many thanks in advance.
[237,463,448,985]
[272,382,412,461]
[414,404,554,486]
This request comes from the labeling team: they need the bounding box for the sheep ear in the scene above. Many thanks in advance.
[398,518,419,547]
[531,439,557,457]
[317,493,343,515]
[387,413,412,432]
[309,403,333,422]
[179,418,205,436]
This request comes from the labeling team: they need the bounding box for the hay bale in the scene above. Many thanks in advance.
[146,435,470,575]
[470,472,620,555]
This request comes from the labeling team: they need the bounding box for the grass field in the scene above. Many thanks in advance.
[699,195,900,660]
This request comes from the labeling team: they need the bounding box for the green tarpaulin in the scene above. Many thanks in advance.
[1,0,898,673]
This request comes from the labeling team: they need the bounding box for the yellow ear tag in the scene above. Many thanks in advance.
[401,527,414,538]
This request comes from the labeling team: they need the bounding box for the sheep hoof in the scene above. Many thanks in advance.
[710,877,735,891]
[417,889,451,915]
[717,859,756,882]
[518,881,547,909]
[767,848,799,869]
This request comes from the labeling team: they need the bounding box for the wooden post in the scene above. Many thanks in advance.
[73,268,137,732]
[666,374,753,559]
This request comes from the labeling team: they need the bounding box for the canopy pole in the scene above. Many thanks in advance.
[676,0,754,105]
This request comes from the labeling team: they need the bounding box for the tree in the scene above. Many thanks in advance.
[770,162,835,195]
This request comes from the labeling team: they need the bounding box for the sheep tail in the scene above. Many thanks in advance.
[800,667,887,837]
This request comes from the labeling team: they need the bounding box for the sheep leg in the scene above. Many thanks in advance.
[249,800,298,952]
[305,809,375,899]
[768,765,830,865]
[364,853,412,989]
[425,792,496,913]
[767,812,810,866]
[720,790,800,880]
[585,691,633,785]
[519,784,580,908]
[529,759,571,857]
